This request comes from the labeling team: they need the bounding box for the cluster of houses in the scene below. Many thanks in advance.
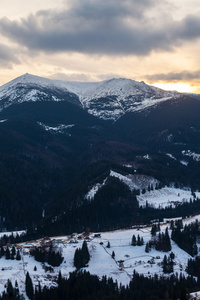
[20,231,100,254]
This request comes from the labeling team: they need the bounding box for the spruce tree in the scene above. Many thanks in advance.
[82,241,90,266]
[131,235,137,246]
[16,249,21,261]
[74,241,90,269]
[0,246,4,257]
[145,242,150,253]
[25,272,34,300]
[6,279,14,298]
[5,247,10,260]
[11,246,16,260]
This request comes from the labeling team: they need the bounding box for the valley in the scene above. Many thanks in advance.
[0,74,200,298]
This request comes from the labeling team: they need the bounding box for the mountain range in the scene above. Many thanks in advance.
[0,74,200,234]
[0,73,182,120]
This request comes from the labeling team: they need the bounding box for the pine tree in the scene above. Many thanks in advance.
[145,242,150,253]
[82,240,90,266]
[107,241,111,248]
[25,272,34,300]
[16,249,21,260]
[74,248,81,269]
[151,224,158,236]
[6,279,14,298]
[137,234,141,246]
[0,246,4,257]
[58,270,62,285]
[162,255,173,273]
[112,251,115,259]
[11,246,16,260]
[170,252,175,260]
[131,235,137,246]
[142,188,146,194]
[5,247,10,260]
[74,241,90,269]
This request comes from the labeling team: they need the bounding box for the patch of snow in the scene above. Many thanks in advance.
[123,164,134,168]
[166,153,176,160]
[110,170,158,191]
[182,150,200,162]
[180,160,188,166]
[143,154,151,160]
[85,179,107,200]
[38,122,74,134]
[0,230,25,238]
[0,119,7,123]
[137,187,200,209]
[166,134,173,142]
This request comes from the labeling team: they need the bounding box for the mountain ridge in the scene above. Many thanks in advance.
[0,73,183,121]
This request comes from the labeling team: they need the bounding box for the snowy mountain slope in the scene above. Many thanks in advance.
[110,170,159,191]
[85,170,199,208]
[0,74,81,112]
[85,171,159,201]
[0,73,182,120]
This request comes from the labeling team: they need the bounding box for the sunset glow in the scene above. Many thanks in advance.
[152,82,195,93]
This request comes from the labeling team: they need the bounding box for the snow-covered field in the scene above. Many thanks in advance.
[138,187,200,208]
[1,184,200,298]
[1,215,199,298]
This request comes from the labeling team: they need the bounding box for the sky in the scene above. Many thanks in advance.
[0,0,200,92]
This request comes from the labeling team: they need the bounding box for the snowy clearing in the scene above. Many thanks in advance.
[137,187,200,209]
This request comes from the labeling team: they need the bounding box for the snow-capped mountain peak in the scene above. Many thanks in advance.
[0,74,181,120]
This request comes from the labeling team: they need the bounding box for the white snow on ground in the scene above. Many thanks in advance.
[110,170,158,191]
[143,154,151,160]
[137,187,200,209]
[182,150,200,162]
[0,178,198,297]
[180,160,189,166]
[190,291,200,299]
[85,171,159,200]
[85,171,198,209]
[166,153,176,160]
[0,230,25,238]
[85,179,107,200]
[37,122,74,134]
[0,220,196,297]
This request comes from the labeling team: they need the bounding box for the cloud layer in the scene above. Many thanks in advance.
[145,70,200,83]
[0,43,20,67]
[0,0,200,57]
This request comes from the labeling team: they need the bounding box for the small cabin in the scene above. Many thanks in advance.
[94,234,101,238]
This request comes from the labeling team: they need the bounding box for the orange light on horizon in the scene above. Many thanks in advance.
[152,82,196,93]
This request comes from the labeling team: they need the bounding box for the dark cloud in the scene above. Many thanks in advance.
[145,70,200,83]
[0,0,200,56]
[0,43,20,67]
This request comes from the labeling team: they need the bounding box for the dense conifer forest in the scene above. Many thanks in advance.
[1,270,200,300]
